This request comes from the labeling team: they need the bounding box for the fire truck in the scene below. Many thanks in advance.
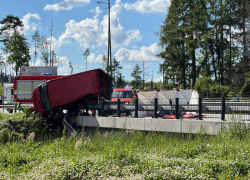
[111,86,135,103]
[14,75,64,104]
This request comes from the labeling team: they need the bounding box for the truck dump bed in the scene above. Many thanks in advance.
[33,69,112,114]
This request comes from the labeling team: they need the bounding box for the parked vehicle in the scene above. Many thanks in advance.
[111,86,135,103]
[14,75,64,104]
[3,84,16,105]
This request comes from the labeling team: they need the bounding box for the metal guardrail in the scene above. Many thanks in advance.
[3,98,250,121]
[87,97,250,121]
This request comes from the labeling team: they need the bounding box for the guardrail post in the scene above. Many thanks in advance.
[175,98,179,119]
[221,97,225,121]
[198,97,202,120]
[135,98,138,118]
[101,98,104,116]
[154,98,158,118]
[117,99,121,117]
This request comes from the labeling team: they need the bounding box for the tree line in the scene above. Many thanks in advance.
[0,14,65,80]
[158,0,250,95]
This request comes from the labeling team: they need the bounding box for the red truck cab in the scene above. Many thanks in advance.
[111,86,135,103]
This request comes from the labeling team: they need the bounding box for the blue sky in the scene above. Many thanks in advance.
[0,0,170,82]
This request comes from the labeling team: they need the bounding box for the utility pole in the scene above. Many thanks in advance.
[142,60,145,89]
[151,71,153,90]
[108,0,112,76]
[97,0,112,75]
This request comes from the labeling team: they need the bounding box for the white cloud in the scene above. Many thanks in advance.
[48,37,61,52]
[124,0,170,13]
[0,49,6,63]
[34,56,72,75]
[115,43,161,62]
[57,56,73,74]
[44,0,90,11]
[124,65,133,69]
[58,7,101,49]
[87,53,103,63]
[57,0,142,50]
[21,13,41,34]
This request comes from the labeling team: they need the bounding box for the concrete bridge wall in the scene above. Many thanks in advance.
[69,116,249,135]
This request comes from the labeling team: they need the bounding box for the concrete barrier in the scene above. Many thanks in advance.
[181,120,221,135]
[69,116,250,135]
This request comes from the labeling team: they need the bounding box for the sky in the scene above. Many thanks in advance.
[0,0,171,82]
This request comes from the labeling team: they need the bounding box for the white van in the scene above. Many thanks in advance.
[3,84,16,104]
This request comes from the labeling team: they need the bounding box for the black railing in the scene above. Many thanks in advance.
[87,97,250,121]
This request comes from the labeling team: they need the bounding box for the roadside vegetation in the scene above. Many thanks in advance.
[0,113,250,179]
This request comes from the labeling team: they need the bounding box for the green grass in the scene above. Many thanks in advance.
[1,114,250,179]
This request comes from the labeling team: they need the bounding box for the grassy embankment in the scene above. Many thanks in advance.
[0,112,250,179]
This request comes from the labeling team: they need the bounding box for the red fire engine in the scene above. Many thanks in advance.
[111,86,135,103]
[14,75,64,104]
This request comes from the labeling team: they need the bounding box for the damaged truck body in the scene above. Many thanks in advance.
[32,69,113,135]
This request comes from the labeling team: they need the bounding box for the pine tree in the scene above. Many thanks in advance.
[131,64,142,89]
[32,30,40,66]
[7,32,30,75]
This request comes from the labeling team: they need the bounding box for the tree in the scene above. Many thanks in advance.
[116,73,126,87]
[68,60,73,75]
[7,32,30,76]
[0,52,4,65]
[157,0,189,89]
[0,14,23,77]
[158,61,167,88]
[49,19,54,66]
[0,15,23,48]
[51,49,57,66]
[32,30,40,66]
[83,48,90,71]
[0,52,5,84]
[111,58,122,84]
[102,54,107,70]
[38,35,49,66]
[157,0,250,92]
[131,64,142,89]
[100,56,122,84]
[101,53,112,73]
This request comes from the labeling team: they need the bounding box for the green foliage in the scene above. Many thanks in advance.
[31,30,40,66]
[209,84,230,95]
[1,115,250,179]
[131,64,142,89]
[38,35,49,66]
[8,32,30,75]
[0,84,3,96]
[23,107,32,118]
[194,76,213,92]
[158,0,250,90]
[240,72,250,95]
[194,76,230,96]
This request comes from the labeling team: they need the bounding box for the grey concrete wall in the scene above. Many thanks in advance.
[70,116,249,135]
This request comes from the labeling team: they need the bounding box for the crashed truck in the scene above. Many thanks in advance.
[32,69,113,135]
